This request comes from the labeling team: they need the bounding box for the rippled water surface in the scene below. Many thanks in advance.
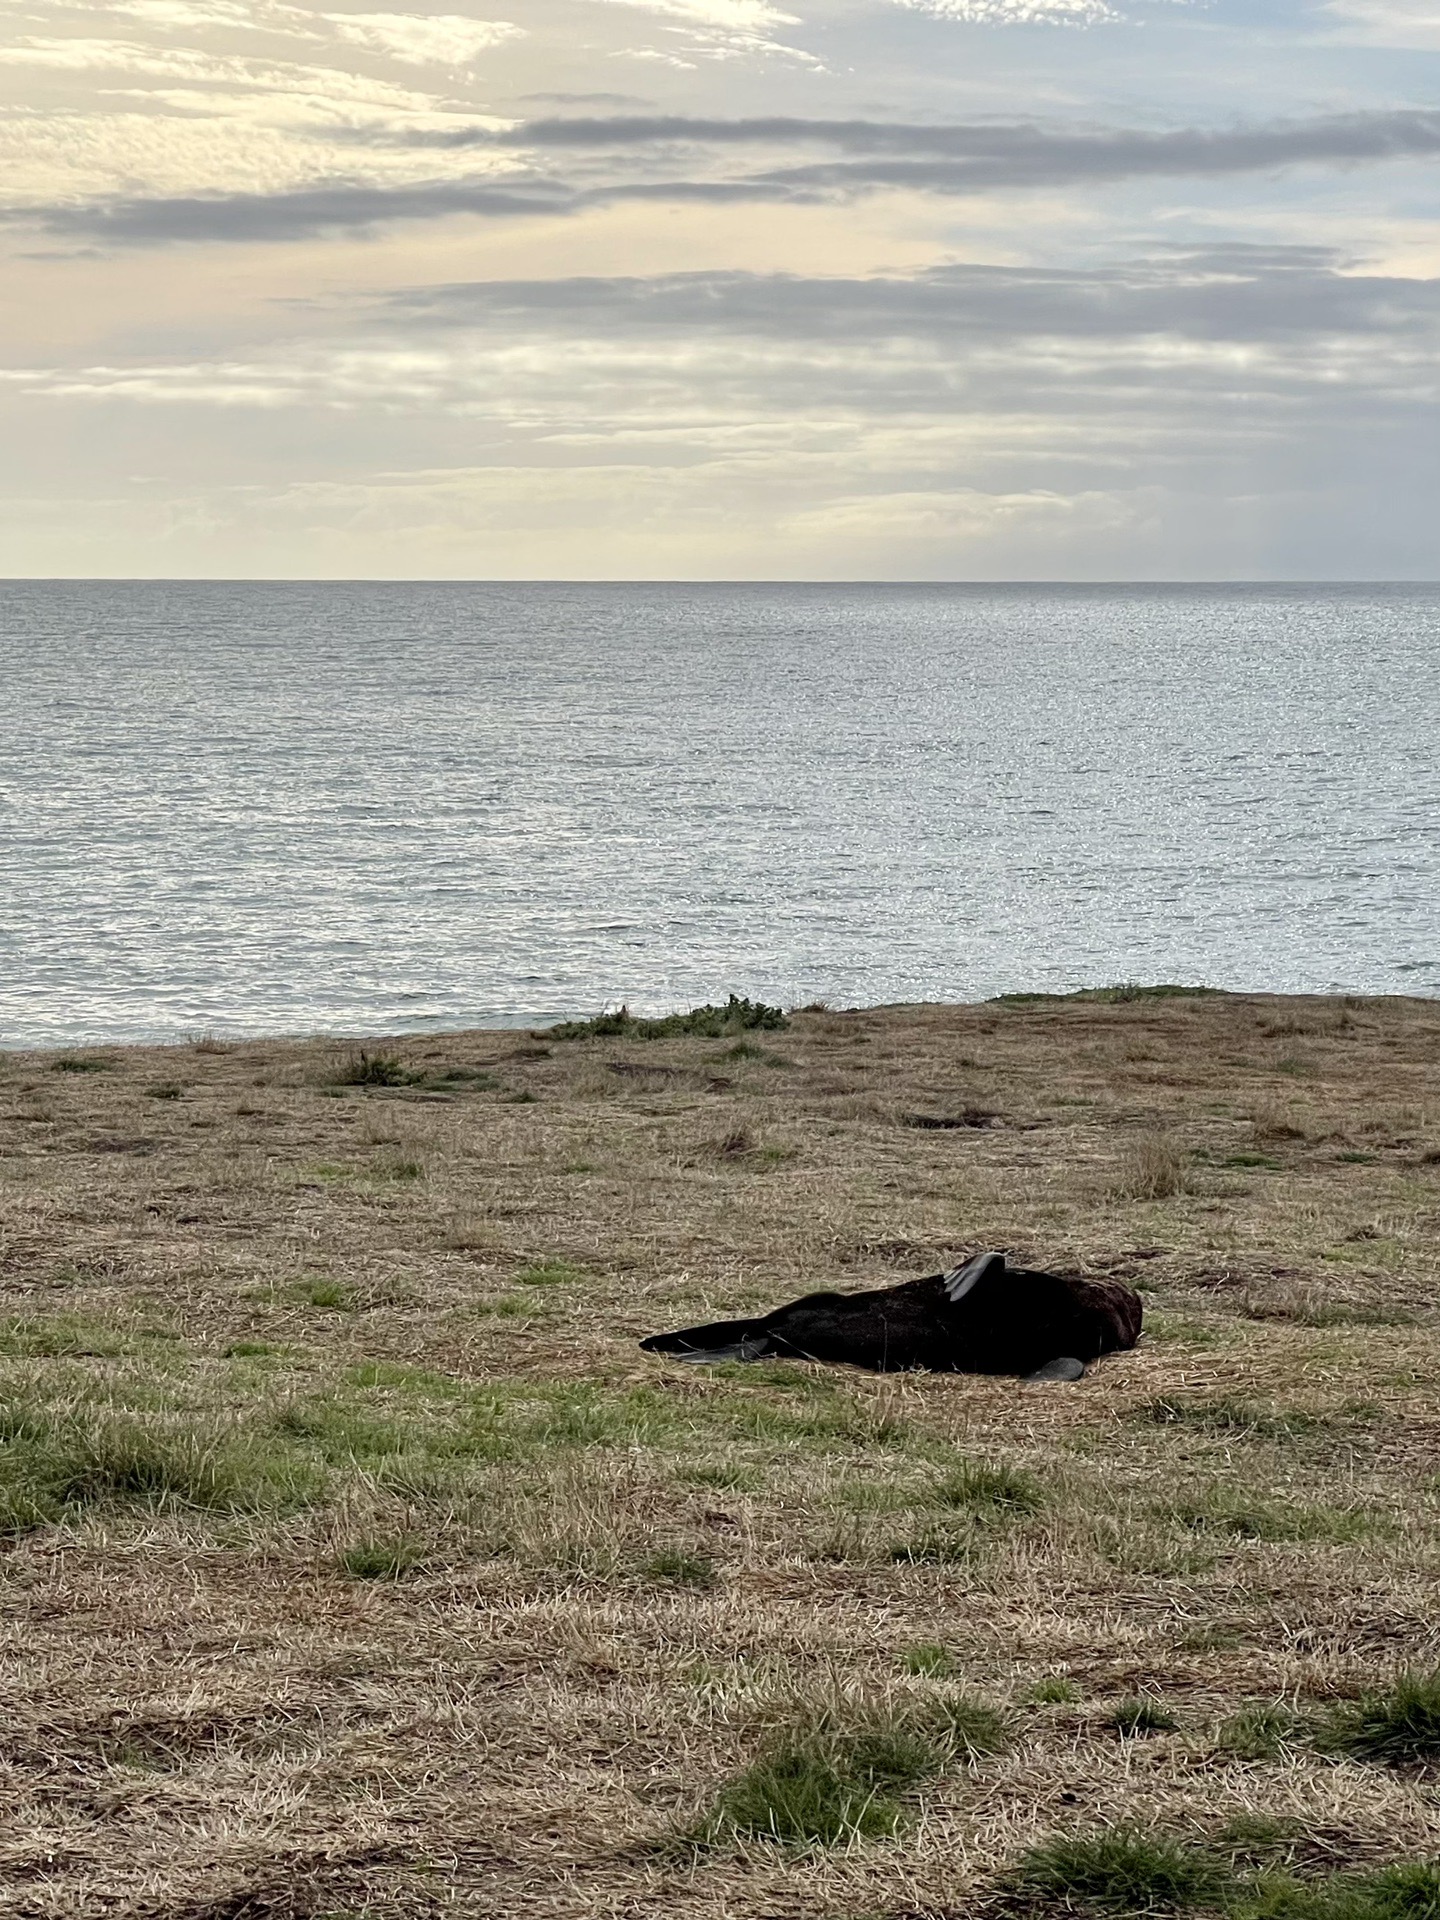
[2,581,1437,1049]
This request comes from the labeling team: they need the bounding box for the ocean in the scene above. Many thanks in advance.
[2,580,1436,1050]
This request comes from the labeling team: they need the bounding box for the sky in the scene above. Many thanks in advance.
[1,0,1438,576]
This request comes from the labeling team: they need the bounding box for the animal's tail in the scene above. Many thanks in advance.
[639,1317,773,1363]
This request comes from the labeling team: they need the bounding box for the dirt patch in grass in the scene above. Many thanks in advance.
[3,991,1440,1915]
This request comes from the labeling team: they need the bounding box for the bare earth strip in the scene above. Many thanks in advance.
[1,991,1439,1918]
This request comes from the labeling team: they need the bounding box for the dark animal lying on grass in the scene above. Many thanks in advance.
[640,1252,1142,1382]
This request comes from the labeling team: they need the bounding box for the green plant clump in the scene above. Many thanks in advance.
[549,994,788,1042]
[936,1459,1047,1515]
[1219,1703,1302,1760]
[1009,1828,1440,1920]
[640,1547,717,1588]
[691,1693,1007,1850]
[1109,1695,1179,1737]
[1321,1672,1440,1765]
[332,1050,413,1086]
[1010,1827,1223,1910]
[339,1537,422,1580]
[1031,1676,1080,1704]
[0,1405,323,1535]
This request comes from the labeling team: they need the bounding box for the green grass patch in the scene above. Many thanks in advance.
[303,1280,353,1309]
[1008,1829,1440,1920]
[689,1691,1006,1850]
[640,1547,717,1588]
[1009,1827,1223,1910]
[901,1644,959,1678]
[889,1524,983,1566]
[1168,1490,1370,1543]
[549,994,787,1042]
[1109,1695,1179,1736]
[934,1459,1047,1515]
[343,1361,464,1396]
[1320,1672,1440,1766]
[1218,1703,1302,1759]
[0,1316,128,1358]
[1229,1863,1440,1920]
[1030,1675,1080,1704]
[0,1405,323,1535]
[331,1050,413,1086]
[338,1537,424,1580]
[1137,1396,1322,1440]
[510,1260,585,1288]
[51,1055,111,1073]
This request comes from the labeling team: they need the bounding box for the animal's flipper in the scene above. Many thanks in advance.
[941,1250,1007,1305]
[668,1338,772,1365]
[640,1319,772,1364]
[1024,1355,1087,1383]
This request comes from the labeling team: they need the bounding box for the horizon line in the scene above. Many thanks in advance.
[4,577,1440,589]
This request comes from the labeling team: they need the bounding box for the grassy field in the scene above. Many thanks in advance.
[3,989,1440,1919]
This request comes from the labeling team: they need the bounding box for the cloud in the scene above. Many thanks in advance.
[385,251,1440,354]
[1322,0,1440,46]
[101,0,316,31]
[320,12,522,66]
[494,106,1440,173]
[897,0,1121,25]
[18,174,569,241]
[0,36,445,105]
[583,0,819,63]
[10,248,1440,399]
[5,245,1438,576]
[11,107,1440,243]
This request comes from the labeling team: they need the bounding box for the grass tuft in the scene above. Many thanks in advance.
[550,995,787,1042]
[935,1459,1047,1515]
[1321,1672,1440,1766]
[512,1260,585,1288]
[0,1406,323,1534]
[332,1050,412,1087]
[1030,1676,1080,1704]
[1108,1695,1179,1737]
[1137,1396,1319,1439]
[338,1537,423,1580]
[1218,1703,1302,1759]
[901,1644,959,1678]
[304,1280,352,1310]
[690,1690,1006,1850]
[640,1547,717,1588]
[1010,1827,1222,1910]
[1169,1489,1370,1543]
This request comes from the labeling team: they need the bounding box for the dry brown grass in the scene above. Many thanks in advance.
[2,991,1440,1916]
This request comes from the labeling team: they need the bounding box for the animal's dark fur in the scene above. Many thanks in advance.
[639,1256,1142,1377]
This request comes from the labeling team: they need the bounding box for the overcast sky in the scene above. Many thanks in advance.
[2,0,1438,575]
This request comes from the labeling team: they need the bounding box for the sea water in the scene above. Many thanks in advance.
[2,581,1436,1049]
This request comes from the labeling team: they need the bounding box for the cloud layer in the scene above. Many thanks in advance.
[4,0,1440,574]
[8,108,1440,244]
